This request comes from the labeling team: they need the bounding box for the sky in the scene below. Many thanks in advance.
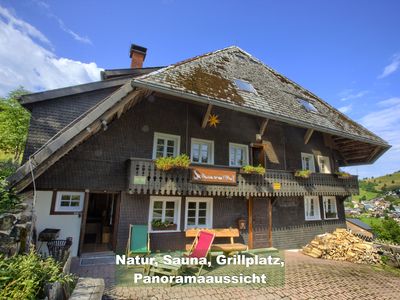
[0,0,399,178]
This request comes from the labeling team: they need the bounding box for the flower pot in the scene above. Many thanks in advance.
[152,223,177,231]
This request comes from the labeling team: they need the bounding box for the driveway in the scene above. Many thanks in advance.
[71,250,400,299]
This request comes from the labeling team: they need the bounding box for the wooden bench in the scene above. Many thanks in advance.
[186,228,248,255]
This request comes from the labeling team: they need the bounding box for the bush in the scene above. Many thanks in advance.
[242,164,266,175]
[371,217,400,244]
[294,169,312,178]
[155,154,190,171]
[0,179,20,214]
[0,249,74,299]
[0,159,18,179]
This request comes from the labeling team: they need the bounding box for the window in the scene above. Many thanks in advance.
[191,138,214,164]
[301,153,316,172]
[298,99,318,113]
[185,197,213,229]
[229,143,249,167]
[152,132,180,159]
[317,155,331,174]
[148,196,181,232]
[323,196,338,219]
[304,196,321,221]
[234,79,257,93]
[55,191,84,212]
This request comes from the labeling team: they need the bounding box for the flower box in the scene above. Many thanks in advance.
[151,223,177,231]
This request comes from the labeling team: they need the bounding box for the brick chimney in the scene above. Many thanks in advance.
[130,44,147,68]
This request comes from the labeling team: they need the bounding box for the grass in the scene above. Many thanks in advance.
[0,151,13,161]
[353,189,380,202]
[359,216,384,228]
[363,172,400,192]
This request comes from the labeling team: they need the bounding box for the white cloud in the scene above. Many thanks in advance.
[378,53,400,79]
[339,89,369,101]
[338,104,352,113]
[33,0,92,44]
[0,5,102,96]
[342,98,400,178]
[378,97,400,107]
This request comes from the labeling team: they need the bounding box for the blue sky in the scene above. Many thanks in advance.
[0,0,399,178]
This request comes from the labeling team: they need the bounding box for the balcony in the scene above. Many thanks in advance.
[128,158,359,197]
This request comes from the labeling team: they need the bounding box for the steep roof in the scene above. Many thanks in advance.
[132,46,388,147]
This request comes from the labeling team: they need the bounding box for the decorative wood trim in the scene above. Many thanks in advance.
[78,191,89,256]
[304,129,314,144]
[260,119,269,136]
[201,104,213,128]
[248,197,253,249]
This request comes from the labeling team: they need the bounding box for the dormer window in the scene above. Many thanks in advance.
[234,79,257,93]
[298,98,318,113]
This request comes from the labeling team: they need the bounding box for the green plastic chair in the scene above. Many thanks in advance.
[126,224,150,256]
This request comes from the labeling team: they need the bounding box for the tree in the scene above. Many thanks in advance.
[0,88,30,162]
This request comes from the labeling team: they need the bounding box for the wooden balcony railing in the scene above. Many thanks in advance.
[127,158,359,197]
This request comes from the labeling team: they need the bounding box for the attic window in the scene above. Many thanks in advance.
[234,79,257,93]
[298,99,318,113]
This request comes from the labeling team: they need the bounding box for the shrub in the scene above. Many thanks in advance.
[0,179,20,214]
[0,159,19,179]
[294,169,312,178]
[242,165,266,175]
[0,249,74,299]
[155,154,190,171]
[335,171,352,178]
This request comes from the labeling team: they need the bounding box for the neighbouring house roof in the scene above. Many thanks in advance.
[132,46,390,164]
[346,218,372,231]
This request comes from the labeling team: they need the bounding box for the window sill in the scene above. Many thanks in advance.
[305,218,321,221]
[324,217,339,220]
[149,230,182,234]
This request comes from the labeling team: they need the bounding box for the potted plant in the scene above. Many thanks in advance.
[294,169,312,179]
[151,220,177,231]
[241,164,266,175]
[155,154,190,171]
[335,171,352,179]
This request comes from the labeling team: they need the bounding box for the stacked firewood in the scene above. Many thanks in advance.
[302,228,381,265]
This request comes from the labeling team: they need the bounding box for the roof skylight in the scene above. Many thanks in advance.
[234,79,257,93]
[298,98,318,113]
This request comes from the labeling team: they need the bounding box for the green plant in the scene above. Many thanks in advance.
[0,248,74,299]
[151,219,175,228]
[0,179,21,214]
[294,169,312,178]
[155,154,190,171]
[242,164,266,175]
[335,171,352,178]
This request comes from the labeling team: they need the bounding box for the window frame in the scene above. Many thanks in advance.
[184,197,213,230]
[304,196,321,221]
[317,155,332,174]
[323,196,338,220]
[233,79,257,94]
[148,196,181,233]
[190,138,214,165]
[301,152,316,172]
[229,143,249,167]
[54,191,85,213]
[152,132,181,159]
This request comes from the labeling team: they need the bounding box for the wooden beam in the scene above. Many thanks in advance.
[367,146,381,162]
[304,129,314,144]
[268,198,272,248]
[260,119,269,136]
[201,104,213,128]
[78,191,90,256]
[248,197,253,250]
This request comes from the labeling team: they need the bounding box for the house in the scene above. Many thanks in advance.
[8,45,390,256]
[346,218,374,239]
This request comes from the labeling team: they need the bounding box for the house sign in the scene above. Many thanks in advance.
[191,167,237,185]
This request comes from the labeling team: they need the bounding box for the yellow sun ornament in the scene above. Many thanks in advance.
[208,114,220,128]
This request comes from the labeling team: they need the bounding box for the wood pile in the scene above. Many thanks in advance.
[302,228,381,265]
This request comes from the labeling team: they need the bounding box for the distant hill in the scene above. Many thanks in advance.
[353,171,400,201]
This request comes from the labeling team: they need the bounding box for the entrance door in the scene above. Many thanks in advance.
[252,198,269,249]
[81,193,119,253]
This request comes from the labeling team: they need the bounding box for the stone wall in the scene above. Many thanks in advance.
[0,194,33,256]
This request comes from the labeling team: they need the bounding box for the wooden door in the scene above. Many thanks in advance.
[252,198,269,249]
